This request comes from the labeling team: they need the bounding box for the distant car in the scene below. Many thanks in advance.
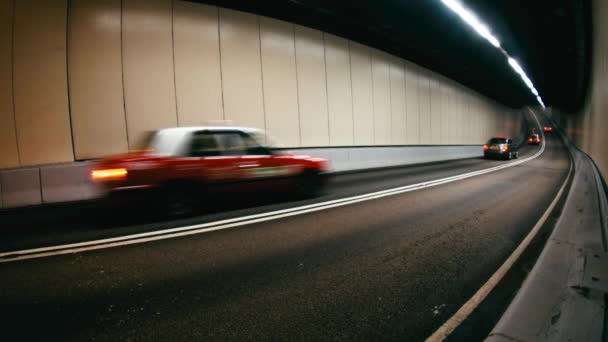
[528,133,541,145]
[543,126,553,132]
[483,137,518,160]
[90,126,330,215]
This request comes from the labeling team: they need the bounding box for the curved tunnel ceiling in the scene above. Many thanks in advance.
[193,0,591,113]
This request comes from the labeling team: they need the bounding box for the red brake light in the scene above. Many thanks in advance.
[90,168,128,181]
[528,138,533,142]
[483,144,489,151]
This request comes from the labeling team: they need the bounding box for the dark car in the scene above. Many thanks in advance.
[527,133,541,145]
[483,137,518,160]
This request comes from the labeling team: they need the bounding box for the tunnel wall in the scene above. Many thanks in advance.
[0,0,521,170]
[0,0,526,208]
[551,0,608,178]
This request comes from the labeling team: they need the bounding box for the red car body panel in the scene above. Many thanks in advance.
[91,145,329,195]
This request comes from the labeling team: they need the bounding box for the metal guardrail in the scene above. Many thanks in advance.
[487,114,607,342]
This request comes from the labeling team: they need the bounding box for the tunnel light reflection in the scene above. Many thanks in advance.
[440,0,546,108]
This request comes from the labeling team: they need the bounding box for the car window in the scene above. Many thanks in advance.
[241,133,271,155]
[488,138,508,144]
[215,132,246,156]
[189,132,222,157]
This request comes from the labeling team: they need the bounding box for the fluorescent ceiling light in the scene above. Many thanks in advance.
[508,58,535,90]
[536,96,545,108]
[440,0,547,108]
[441,0,500,47]
[531,87,539,96]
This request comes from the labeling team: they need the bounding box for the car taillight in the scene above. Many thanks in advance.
[483,144,489,151]
[501,145,509,152]
[528,138,533,142]
[90,168,128,181]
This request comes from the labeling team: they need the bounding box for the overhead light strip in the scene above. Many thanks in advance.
[440,0,545,108]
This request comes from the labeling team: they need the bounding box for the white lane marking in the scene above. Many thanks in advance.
[425,111,568,342]
[0,116,547,263]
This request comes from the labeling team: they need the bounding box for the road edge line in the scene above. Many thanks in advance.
[425,148,573,342]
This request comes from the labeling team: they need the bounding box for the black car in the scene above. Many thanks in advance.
[528,133,541,145]
[483,137,518,160]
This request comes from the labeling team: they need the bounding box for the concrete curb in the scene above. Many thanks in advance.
[486,116,607,342]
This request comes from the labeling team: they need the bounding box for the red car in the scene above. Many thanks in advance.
[543,125,553,132]
[91,127,330,215]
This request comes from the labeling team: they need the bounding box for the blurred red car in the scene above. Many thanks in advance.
[91,126,330,215]
[543,125,553,132]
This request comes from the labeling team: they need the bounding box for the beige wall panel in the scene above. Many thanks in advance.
[455,88,466,143]
[429,76,442,144]
[470,96,479,143]
[69,0,127,159]
[13,0,73,165]
[418,70,432,144]
[389,58,406,144]
[449,85,459,143]
[324,33,353,146]
[475,98,484,143]
[123,0,176,149]
[219,9,265,129]
[173,1,223,126]
[465,91,477,144]
[404,64,420,144]
[371,50,391,145]
[0,0,19,168]
[260,17,299,147]
[294,25,328,146]
[440,81,451,144]
[349,41,374,145]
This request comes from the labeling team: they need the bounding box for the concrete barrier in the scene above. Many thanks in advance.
[487,117,607,342]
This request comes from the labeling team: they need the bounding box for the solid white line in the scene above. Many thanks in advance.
[0,115,547,263]
[425,110,568,341]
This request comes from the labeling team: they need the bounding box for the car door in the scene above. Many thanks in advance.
[183,131,242,189]
[237,132,295,192]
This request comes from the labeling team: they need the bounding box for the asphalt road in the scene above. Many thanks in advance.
[0,131,570,341]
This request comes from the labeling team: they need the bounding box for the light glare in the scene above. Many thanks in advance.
[441,0,501,47]
[441,0,547,108]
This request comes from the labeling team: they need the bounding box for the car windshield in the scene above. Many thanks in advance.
[249,130,279,149]
[488,138,508,144]
[147,130,184,155]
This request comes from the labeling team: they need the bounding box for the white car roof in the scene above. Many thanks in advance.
[149,126,264,156]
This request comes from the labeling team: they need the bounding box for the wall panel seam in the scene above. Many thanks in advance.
[171,0,179,126]
[347,41,355,144]
[322,33,330,144]
[120,0,130,147]
[403,63,408,144]
[257,15,267,131]
[293,24,302,146]
[370,50,376,144]
[427,77,431,144]
[216,7,225,120]
[65,0,76,161]
[10,0,20,165]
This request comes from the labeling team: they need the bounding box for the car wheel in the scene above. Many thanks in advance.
[164,182,199,217]
[296,170,325,198]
